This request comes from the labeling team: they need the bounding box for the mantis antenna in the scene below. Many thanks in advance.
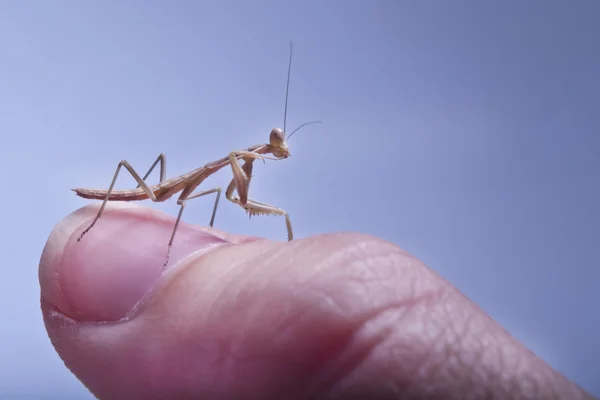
[287,121,322,140]
[283,41,293,137]
[282,41,322,141]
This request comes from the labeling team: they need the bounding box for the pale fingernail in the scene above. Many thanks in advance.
[39,204,229,322]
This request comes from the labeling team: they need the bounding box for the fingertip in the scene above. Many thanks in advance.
[39,203,232,322]
[39,230,428,398]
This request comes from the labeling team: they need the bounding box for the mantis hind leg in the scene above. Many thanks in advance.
[137,153,167,187]
[77,156,165,242]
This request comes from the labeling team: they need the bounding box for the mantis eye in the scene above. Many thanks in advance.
[270,128,286,146]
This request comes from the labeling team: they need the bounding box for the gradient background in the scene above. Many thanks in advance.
[1,1,598,398]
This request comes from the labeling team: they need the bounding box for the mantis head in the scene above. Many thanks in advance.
[269,128,290,158]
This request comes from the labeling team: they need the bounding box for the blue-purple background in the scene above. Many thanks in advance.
[1,1,598,397]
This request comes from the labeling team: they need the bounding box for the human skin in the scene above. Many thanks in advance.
[39,203,596,399]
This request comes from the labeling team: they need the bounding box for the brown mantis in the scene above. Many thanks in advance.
[73,42,320,258]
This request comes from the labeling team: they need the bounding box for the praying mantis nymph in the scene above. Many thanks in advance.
[73,42,320,262]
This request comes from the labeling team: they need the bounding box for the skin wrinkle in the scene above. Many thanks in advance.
[411,288,572,399]
[201,262,250,329]
[450,304,484,390]
[124,243,232,321]
[308,254,429,317]
[451,308,488,390]
[285,236,415,311]
[229,237,393,330]
[490,333,530,397]
[182,260,322,394]
[426,290,464,388]
[463,312,493,380]
[317,291,451,396]
[226,268,364,374]
[346,252,407,284]
[501,346,521,397]
[222,300,356,397]
[301,327,378,399]
[304,323,390,399]
[304,307,400,397]
[301,234,393,282]
[427,294,498,397]
[462,324,500,397]
[407,261,442,303]
[210,248,302,360]
[162,273,250,387]
[246,239,291,268]
[420,315,479,397]
[406,296,454,394]
[302,250,436,350]
[490,333,514,397]
[148,241,267,327]
[379,315,427,395]
[325,308,427,397]
[226,287,317,363]
[121,314,222,395]
[326,278,567,400]
[236,239,438,397]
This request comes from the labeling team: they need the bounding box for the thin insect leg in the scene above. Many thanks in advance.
[226,158,254,205]
[77,161,159,241]
[225,158,293,241]
[227,151,274,204]
[162,187,221,267]
[227,193,293,241]
[206,188,222,228]
[137,153,167,187]
[169,188,222,247]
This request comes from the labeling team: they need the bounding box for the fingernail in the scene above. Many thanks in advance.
[39,203,229,322]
